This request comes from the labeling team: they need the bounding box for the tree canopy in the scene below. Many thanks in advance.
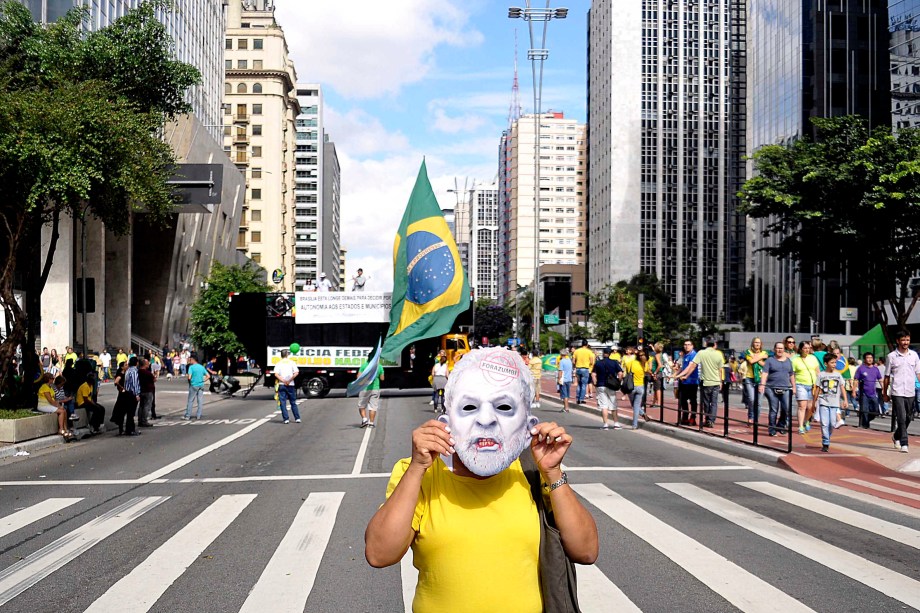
[190,263,269,356]
[739,116,920,335]
[0,0,200,393]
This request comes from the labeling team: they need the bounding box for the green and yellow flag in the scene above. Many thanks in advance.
[381,160,470,361]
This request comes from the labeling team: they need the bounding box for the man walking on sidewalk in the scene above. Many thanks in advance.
[882,330,920,453]
[676,339,725,428]
[676,341,700,425]
[273,349,302,424]
[573,340,595,404]
[592,347,623,429]
[184,354,209,420]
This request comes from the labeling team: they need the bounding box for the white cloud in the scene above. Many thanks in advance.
[323,106,410,156]
[431,108,487,134]
[274,1,484,99]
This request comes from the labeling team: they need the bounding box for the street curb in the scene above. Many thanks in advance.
[540,395,784,467]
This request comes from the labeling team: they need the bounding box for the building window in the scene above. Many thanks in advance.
[225,39,232,50]
[238,39,248,50]
[251,210,261,222]
[253,83,262,94]
[238,59,248,69]
[253,38,263,50]
[251,188,262,200]
[251,231,261,242]
[252,124,262,136]
[225,82,231,94]
[252,168,262,179]
[251,253,261,263]
[253,59,263,69]
[225,59,232,69]
[237,83,247,93]
[252,146,262,157]
[252,104,262,115]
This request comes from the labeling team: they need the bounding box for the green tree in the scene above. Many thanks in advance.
[587,274,693,346]
[190,262,269,355]
[0,0,200,388]
[473,298,513,342]
[739,116,920,340]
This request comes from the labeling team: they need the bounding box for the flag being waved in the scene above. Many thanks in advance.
[346,338,382,397]
[380,160,470,361]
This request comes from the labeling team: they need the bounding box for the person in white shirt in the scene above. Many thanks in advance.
[100,350,112,381]
[273,349,302,424]
[316,272,334,292]
[352,268,367,291]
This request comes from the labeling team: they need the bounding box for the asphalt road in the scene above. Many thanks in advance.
[1,380,919,613]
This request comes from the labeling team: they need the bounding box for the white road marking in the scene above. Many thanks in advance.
[85,495,256,613]
[352,425,373,475]
[573,483,814,613]
[882,476,920,491]
[0,473,392,486]
[740,481,920,550]
[564,465,752,472]
[0,498,83,539]
[841,478,920,502]
[138,417,272,483]
[0,497,168,607]
[239,491,345,613]
[0,480,141,486]
[662,482,920,610]
[577,563,642,613]
[400,548,417,613]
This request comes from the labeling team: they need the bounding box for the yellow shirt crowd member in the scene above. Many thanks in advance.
[528,356,543,380]
[625,359,645,388]
[573,345,595,370]
[76,382,93,407]
[386,457,542,613]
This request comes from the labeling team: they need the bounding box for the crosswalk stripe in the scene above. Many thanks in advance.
[573,483,813,613]
[739,481,920,551]
[0,496,168,607]
[661,483,920,610]
[84,494,256,613]
[841,478,920,502]
[400,549,417,613]
[0,498,83,539]
[239,491,345,613]
[577,563,642,613]
[881,476,920,491]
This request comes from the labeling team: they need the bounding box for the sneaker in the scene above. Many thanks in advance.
[428,400,434,405]
[834,420,843,430]
[182,415,190,421]
[368,423,376,428]
[821,445,829,452]
[295,418,301,423]
[798,427,806,435]
[600,424,609,430]
[612,423,623,430]
[894,434,901,450]
[68,414,78,422]
[360,419,369,427]
[805,422,811,432]
[902,446,910,453]
[283,419,290,424]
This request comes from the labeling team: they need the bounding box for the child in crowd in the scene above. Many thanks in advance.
[814,353,848,453]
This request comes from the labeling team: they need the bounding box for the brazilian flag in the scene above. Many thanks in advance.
[381,160,470,361]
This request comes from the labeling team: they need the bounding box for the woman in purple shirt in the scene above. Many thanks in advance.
[854,352,882,429]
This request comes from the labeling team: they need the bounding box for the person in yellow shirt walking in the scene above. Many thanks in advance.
[528,349,544,408]
[572,340,595,404]
[791,341,821,434]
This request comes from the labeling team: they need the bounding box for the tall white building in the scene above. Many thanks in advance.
[587,0,747,323]
[500,112,586,301]
[468,182,500,301]
[322,138,342,289]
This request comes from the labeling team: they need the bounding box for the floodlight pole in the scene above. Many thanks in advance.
[508,2,567,350]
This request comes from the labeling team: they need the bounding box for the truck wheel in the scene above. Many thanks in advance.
[303,376,329,398]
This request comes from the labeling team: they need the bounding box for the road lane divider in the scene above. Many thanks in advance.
[352,425,373,475]
[573,483,814,613]
[85,494,256,613]
[239,491,345,613]
[0,498,83,539]
[0,496,168,607]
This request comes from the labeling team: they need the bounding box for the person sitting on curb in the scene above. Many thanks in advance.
[76,372,106,435]
[36,373,71,440]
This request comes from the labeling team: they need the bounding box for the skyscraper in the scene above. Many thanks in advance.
[468,182,501,301]
[587,0,747,324]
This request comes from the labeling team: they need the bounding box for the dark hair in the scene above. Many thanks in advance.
[128,356,138,367]
[895,329,911,341]
[863,352,874,360]
[823,353,836,365]
[581,339,589,347]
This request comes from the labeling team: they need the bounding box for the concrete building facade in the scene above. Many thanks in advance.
[29,0,248,352]
[322,138,342,290]
[224,0,299,291]
[587,0,747,324]
[501,112,586,303]
[468,182,500,301]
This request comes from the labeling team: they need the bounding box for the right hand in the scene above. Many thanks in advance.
[410,420,454,472]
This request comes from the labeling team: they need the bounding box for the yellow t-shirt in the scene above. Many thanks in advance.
[611,352,622,362]
[626,360,645,388]
[573,346,595,369]
[386,458,542,613]
[76,382,93,406]
[528,358,543,379]
[37,383,56,407]
[792,354,820,386]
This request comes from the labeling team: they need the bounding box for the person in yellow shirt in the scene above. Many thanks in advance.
[572,340,595,404]
[792,341,821,434]
[115,349,129,370]
[625,350,649,428]
[528,349,544,408]
[365,348,598,612]
[76,373,105,435]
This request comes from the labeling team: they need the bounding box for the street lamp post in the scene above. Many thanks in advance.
[509,2,567,350]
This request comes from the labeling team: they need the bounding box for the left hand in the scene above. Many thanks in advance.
[530,421,571,479]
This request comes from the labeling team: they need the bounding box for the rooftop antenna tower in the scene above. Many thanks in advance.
[508,29,523,127]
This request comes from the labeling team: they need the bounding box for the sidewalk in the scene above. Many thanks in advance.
[541,376,920,509]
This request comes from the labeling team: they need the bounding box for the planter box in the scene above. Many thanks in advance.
[0,409,87,443]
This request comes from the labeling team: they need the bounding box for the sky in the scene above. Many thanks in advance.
[273,0,591,289]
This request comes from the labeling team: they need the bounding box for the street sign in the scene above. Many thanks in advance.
[543,314,560,325]
[839,307,858,321]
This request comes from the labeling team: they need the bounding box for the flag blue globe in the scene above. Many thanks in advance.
[405,230,454,305]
